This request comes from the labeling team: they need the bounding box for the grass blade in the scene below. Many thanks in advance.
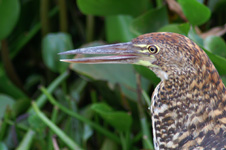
[32,101,83,150]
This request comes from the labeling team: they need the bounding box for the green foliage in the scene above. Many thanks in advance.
[133,65,160,85]
[0,142,8,150]
[42,33,72,73]
[77,0,150,16]
[91,103,132,132]
[0,0,226,150]
[0,94,15,118]
[158,23,190,35]
[204,36,226,57]
[0,0,20,40]
[131,6,169,35]
[71,61,150,101]
[179,0,211,25]
[105,15,135,42]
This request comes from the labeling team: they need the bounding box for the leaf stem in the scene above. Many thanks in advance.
[58,0,68,32]
[86,15,95,42]
[40,0,50,36]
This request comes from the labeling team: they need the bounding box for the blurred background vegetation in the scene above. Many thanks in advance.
[0,0,226,150]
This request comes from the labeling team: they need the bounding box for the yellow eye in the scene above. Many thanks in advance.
[147,45,158,54]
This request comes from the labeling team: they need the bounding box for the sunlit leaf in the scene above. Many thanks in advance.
[178,0,211,25]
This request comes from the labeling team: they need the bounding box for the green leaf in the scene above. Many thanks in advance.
[82,125,93,143]
[131,6,168,36]
[158,23,190,35]
[0,68,27,99]
[101,138,118,150]
[32,102,83,150]
[70,63,149,101]
[188,26,203,46]
[0,142,8,150]
[0,94,15,118]
[91,103,132,132]
[222,76,226,86]
[42,33,73,73]
[77,0,150,16]
[28,114,46,134]
[0,0,20,40]
[204,36,226,57]
[178,0,211,25]
[105,15,135,42]
[13,98,30,117]
[134,65,160,85]
[203,49,226,76]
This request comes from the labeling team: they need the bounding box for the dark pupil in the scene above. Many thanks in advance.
[150,47,155,52]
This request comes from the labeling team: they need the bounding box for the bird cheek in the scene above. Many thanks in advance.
[136,60,153,66]
[155,70,169,80]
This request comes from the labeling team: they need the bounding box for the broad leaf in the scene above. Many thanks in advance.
[131,6,168,36]
[0,68,27,99]
[188,27,204,46]
[91,103,132,132]
[204,36,226,57]
[134,65,160,85]
[77,0,150,16]
[105,15,135,43]
[178,0,211,25]
[0,0,20,39]
[158,23,190,35]
[42,33,73,73]
[203,49,226,76]
[70,63,149,101]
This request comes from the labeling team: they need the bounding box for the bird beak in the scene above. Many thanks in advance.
[59,42,150,64]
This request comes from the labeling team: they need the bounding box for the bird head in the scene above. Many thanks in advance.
[60,32,209,81]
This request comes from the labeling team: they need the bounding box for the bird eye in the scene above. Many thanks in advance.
[147,45,158,54]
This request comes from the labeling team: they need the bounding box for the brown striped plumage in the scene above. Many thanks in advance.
[134,33,226,149]
[60,32,226,149]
